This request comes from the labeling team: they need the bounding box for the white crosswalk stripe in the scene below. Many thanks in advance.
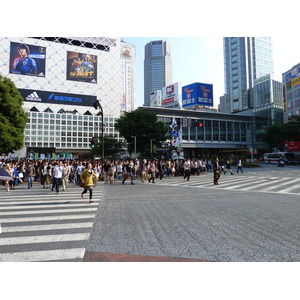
[151,174,300,195]
[0,183,104,262]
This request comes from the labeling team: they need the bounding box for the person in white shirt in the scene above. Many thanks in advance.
[236,158,244,173]
[183,159,191,181]
[52,161,63,193]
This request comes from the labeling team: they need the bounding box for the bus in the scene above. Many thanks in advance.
[263,152,296,164]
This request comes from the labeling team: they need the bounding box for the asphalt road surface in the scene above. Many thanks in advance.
[1,163,300,262]
[84,163,300,262]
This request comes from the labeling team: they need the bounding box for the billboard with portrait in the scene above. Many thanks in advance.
[9,42,46,77]
[182,82,213,108]
[66,51,97,83]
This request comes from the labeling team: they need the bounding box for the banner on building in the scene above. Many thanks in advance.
[66,51,97,83]
[285,67,300,83]
[19,88,97,107]
[182,82,213,108]
[9,42,46,77]
[161,83,181,106]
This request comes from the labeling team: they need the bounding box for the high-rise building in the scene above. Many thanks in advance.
[144,40,172,106]
[223,37,274,113]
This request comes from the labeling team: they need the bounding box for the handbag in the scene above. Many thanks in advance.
[79,181,86,188]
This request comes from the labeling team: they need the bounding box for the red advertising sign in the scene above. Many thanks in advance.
[284,141,300,152]
[162,97,174,105]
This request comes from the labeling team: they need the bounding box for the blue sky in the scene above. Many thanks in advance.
[123,36,300,110]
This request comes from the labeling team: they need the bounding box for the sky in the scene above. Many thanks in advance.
[122,36,300,109]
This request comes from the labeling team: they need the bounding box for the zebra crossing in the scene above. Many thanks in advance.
[0,183,104,262]
[152,173,300,195]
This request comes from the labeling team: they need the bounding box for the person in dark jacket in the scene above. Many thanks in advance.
[122,160,134,185]
[25,162,36,189]
[212,157,222,185]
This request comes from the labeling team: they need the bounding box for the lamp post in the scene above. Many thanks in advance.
[131,136,136,158]
[93,100,104,162]
[150,139,155,154]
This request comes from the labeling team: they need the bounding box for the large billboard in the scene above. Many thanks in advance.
[9,42,46,77]
[285,67,300,83]
[66,51,97,83]
[161,82,181,106]
[182,82,213,108]
[19,88,97,107]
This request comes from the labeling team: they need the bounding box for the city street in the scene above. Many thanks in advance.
[1,163,300,262]
[84,163,300,262]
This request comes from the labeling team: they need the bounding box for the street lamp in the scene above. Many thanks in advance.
[131,136,136,158]
[150,139,155,154]
[93,100,104,162]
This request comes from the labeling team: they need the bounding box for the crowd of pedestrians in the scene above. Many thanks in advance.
[0,156,244,194]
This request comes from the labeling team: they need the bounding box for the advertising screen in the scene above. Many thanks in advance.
[182,82,213,107]
[66,51,97,83]
[19,88,97,107]
[9,42,46,77]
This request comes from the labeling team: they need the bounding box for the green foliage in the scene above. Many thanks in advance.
[0,74,27,154]
[114,109,168,157]
[91,135,124,158]
[264,116,300,151]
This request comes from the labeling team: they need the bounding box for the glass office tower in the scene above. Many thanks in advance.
[144,40,172,106]
[223,37,274,113]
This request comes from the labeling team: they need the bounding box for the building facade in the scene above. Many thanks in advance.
[223,37,274,113]
[0,37,135,159]
[282,63,300,122]
[139,107,252,159]
[144,40,172,106]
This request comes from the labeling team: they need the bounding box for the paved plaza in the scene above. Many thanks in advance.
[1,163,300,262]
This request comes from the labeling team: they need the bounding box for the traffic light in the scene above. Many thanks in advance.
[90,138,96,149]
[197,120,203,128]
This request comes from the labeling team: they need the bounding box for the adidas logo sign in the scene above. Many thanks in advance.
[26,92,42,102]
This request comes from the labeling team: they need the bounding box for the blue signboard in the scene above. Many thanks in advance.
[19,88,97,107]
[182,82,213,108]
[172,131,178,138]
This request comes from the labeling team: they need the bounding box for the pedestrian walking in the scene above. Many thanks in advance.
[236,158,244,173]
[62,162,70,191]
[224,158,234,175]
[122,160,134,185]
[3,164,13,191]
[75,161,84,185]
[25,162,36,189]
[183,159,191,181]
[41,161,51,189]
[80,163,98,203]
[213,157,222,185]
[103,160,111,184]
[52,161,63,194]
[148,161,156,183]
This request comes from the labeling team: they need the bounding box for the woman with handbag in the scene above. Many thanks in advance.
[80,163,98,203]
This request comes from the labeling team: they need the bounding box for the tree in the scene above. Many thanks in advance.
[91,135,124,158]
[114,109,168,157]
[0,74,27,154]
[264,116,300,151]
